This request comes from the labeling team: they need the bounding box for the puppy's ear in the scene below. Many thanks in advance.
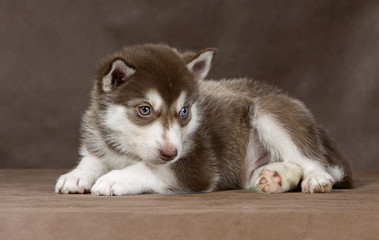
[186,48,216,79]
[102,59,135,92]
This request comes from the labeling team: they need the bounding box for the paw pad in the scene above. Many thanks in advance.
[256,169,282,194]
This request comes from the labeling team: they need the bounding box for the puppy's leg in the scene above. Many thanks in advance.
[251,97,339,193]
[248,162,302,193]
[91,162,177,196]
[55,149,108,194]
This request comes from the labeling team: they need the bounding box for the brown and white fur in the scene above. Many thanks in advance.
[55,44,353,195]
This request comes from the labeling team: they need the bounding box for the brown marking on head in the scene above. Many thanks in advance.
[94,44,214,129]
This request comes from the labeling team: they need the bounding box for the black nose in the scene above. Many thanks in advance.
[159,148,178,161]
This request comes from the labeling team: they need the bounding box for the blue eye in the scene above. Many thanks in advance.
[138,106,151,116]
[179,107,189,118]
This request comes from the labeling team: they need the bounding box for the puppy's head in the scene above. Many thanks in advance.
[94,44,215,165]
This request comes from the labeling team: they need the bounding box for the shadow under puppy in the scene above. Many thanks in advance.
[55,44,353,195]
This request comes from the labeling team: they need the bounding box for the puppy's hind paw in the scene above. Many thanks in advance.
[248,162,302,193]
[301,171,334,193]
[255,169,282,194]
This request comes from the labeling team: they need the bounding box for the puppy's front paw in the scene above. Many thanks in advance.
[301,171,334,193]
[91,170,138,196]
[55,170,96,194]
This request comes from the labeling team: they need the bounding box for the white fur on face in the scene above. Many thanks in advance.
[146,89,163,111]
[103,89,201,164]
[171,91,202,159]
[103,104,165,163]
[175,91,187,113]
[165,122,182,156]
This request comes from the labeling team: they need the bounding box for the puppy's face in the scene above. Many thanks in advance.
[95,45,215,165]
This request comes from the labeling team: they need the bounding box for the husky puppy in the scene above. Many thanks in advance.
[55,44,352,195]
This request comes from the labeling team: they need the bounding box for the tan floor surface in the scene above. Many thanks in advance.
[0,169,378,240]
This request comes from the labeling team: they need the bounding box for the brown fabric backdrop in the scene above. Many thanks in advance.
[0,0,378,170]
